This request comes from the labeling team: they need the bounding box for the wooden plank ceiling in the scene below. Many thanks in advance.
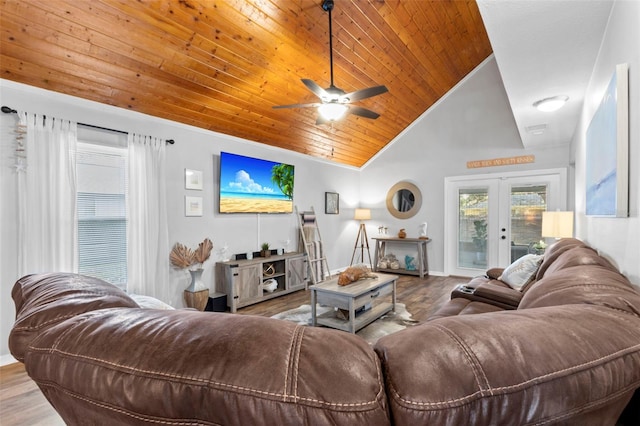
[0,0,492,167]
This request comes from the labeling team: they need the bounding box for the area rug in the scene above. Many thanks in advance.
[271,303,419,345]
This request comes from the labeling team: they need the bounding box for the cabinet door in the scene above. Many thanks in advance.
[286,256,308,290]
[236,264,261,305]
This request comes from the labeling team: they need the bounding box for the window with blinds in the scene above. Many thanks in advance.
[76,138,128,290]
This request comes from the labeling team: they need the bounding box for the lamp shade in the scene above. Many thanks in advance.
[541,211,574,238]
[354,208,371,221]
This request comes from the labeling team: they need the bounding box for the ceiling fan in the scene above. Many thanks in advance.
[273,0,388,125]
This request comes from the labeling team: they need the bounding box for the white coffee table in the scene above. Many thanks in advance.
[310,273,398,333]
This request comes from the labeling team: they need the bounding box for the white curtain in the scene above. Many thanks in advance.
[17,112,78,276]
[127,133,171,303]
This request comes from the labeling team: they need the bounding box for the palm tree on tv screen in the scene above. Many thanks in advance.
[271,164,294,199]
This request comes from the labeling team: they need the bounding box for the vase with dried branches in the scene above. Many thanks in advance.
[170,238,213,310]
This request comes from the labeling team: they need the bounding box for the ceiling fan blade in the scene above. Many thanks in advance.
[342,85,388,103]
[348,106,380,119]
[301,79,329,99]
[272,102,320,109]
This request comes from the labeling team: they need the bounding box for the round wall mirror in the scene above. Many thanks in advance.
[386,181,422,219]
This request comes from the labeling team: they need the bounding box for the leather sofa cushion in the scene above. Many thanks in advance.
[521,244,640,313]
[9,273,139,361]
[520,265,640,313]
[24,309,391,425]
[538,245,617,278]
[535,238,588,280]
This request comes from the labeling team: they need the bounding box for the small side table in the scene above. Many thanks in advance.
[373,237,430,278]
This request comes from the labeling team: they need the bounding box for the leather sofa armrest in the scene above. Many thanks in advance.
[375,305,640,425]
[451,280,520,310]
[473,282,523,308]
[486,268,504,279]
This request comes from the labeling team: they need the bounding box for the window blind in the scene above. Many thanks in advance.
[76,141,128,289]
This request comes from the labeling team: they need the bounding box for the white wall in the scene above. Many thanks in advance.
[0,80,361,364]
[573,0,640,284]
[360,57,572,274]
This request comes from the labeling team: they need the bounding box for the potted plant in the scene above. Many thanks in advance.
[260,242,271,258]
[472,219,487,261]
[170,238,213,310]
[531,239,547,254]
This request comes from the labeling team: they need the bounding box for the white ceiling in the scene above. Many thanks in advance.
[477,0,613,149]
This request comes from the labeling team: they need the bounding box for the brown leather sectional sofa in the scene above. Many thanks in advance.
[9,238,640,425]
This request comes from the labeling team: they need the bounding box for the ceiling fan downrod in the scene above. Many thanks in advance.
[322,0,336,89]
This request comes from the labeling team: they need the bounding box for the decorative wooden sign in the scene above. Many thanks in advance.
[467,155,535,169]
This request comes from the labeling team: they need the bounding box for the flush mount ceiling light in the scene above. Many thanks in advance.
[533,95,569,112]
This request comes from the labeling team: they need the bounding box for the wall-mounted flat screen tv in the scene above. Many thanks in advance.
[219,151,294,214]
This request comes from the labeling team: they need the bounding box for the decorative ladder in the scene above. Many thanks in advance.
[296,206,331,287]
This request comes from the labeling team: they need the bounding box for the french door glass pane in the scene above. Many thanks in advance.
[509,185,547,262]
[458,188,488,269]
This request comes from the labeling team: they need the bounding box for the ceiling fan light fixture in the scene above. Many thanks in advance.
[533,95,569,112]
[272,0,387,123]
[318,103,348,121]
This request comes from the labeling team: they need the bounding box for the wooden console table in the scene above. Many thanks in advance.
[372,237,430,278]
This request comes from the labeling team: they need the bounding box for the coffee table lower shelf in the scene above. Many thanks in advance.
[316,302,393,333]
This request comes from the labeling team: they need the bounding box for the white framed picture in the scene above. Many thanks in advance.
[185,169,203,190]
[185,196,203,216]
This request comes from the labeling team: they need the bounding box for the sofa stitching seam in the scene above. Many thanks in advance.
[292,326,305,401]
[390,343,640,408]
[433,323,491,392]
[35,381,216,425]
[26,346,381,408]
[282,325,293,401]
[529,382,640,425]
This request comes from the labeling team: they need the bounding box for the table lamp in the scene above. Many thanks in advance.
[542,211,574,239]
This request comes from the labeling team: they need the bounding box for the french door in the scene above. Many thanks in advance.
[444,169,567,277]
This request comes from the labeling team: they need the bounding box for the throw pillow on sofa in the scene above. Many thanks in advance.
[130,294,175,310]
[498,254,543,290]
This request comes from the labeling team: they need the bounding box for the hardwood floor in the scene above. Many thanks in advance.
[0,362,65,425]
[0,274,467,425]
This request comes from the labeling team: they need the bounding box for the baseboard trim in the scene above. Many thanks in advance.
[0,353,18,367]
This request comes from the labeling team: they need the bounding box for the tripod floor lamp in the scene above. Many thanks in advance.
[350,208,373,267]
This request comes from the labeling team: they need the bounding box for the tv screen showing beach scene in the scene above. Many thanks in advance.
[219,152,294,213]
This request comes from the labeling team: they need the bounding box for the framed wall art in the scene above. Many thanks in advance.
[585,63,629,217]
[185,169,203,190]
[325,192,339,214]
[185,196,203,217]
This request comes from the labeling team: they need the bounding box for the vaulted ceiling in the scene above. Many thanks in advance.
[0,0,492,167]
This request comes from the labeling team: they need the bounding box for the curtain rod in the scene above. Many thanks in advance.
[1,105,175,145]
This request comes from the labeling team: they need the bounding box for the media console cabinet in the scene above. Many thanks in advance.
[215,252,308,313]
